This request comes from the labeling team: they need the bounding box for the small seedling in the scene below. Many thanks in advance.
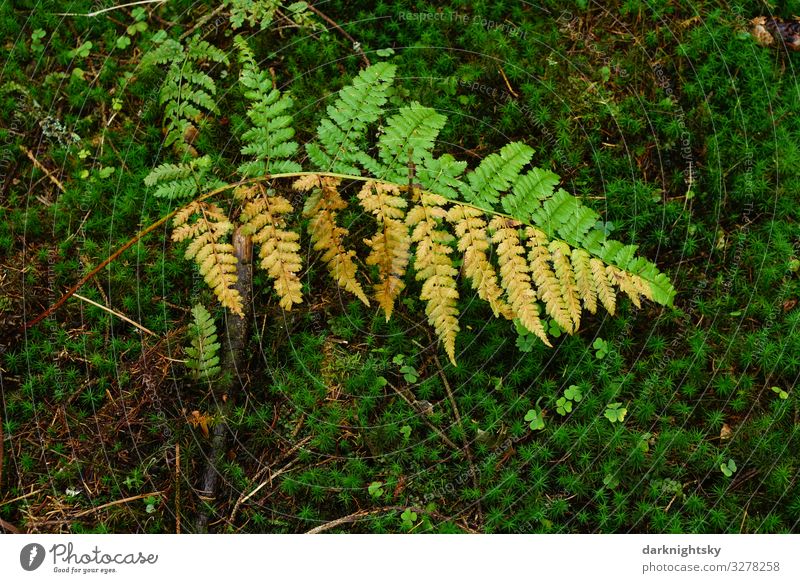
[393,354,418,382]
[603,473,619,489]
[564,385,583,402]
[514,320,537,352]
[400,365,418,383]
[368,481,384,498]
[400,508,417,529]
[770,386,789,400]
[68,41,93,59]
[555,385,582,416]
[31,28,46,52]
[144,495,159,514]
[593,338,609,359]
[524,397,545,431]
[399,425,411,439]
[720,459,737,477]
[556,396,573,415]
[604,402,627,423]
[547,319,563,338]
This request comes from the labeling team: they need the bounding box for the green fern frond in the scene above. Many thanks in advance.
[144,155,224,200]
[186,303,222,382]
[306,62,396,174]
[235,36,301,176]
[360,102,447,182]
[461,142,535,210]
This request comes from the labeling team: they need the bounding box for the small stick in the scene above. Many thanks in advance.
[179,3,226,40]
[229,436,312,524]
[54,0,167,17]
[498,67,519,97]
[305,506,477,534]
[19,145,65,193]
[73,293,157,337]
[306,4,370,67]
[72,491,162,517]
[0,517,20,534]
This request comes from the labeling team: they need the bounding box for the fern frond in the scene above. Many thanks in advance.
[306,62,396,174]
[172,201,243,316]
[360,102,447,182]
[357,181,410,320]
[501,167,560,222]
[144,156,224,200]
[407,192,460,365]
[590,257,616,315]
[462,142,535,209]
[525,227,572,333]
[186,303,221,382]
[490,217,550,346]
[236,185,303,310]
[607,265,643,308]
[145,36,228,156]
[416,153,468,200]
[235,36,301,176]
[549,240,582,331]
[296,176,369,305]
[447,204,511,319]
[570,248,597,314]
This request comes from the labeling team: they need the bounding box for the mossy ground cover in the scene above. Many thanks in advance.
[0,0,798,533]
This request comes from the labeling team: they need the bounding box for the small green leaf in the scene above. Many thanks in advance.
[98,166,115,179]
[604,402,627,423]
[368,481,384,497]
[564,385,583,402]
[524,408,545,431]
[376,48,395,57]
[116,35,131,49]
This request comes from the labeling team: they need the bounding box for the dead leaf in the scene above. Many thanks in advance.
[720,423,733,440]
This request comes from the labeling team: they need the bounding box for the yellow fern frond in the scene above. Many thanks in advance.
[235,185,303,311]
[297,176,370,305]
[607,265,642,308]
[172,201,243,316]
[525,227,572,333]
[549,240,582,331]
[632,273,655,302]
[490,217,550,347]
[407,192,460,364]
[292,174,322,192]
[571,248,597,314]
[590,257,616,315]
[357,181,410,320]
[447,204,512,319]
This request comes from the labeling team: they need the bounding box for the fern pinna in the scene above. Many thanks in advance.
[148,40,676,365]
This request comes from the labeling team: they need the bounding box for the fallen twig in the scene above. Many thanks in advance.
[19,145,65,194]
[229,435,312,524]
[73,491,162,518]
[73,293,156,337]
[54,0,167,17]
[305,505,478,534]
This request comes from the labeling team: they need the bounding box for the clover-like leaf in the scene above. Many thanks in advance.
[604,402,627,423]
[368,481,384,497]
[556,396,572,416]
[524,408,545,431]
[564,385,583,402]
